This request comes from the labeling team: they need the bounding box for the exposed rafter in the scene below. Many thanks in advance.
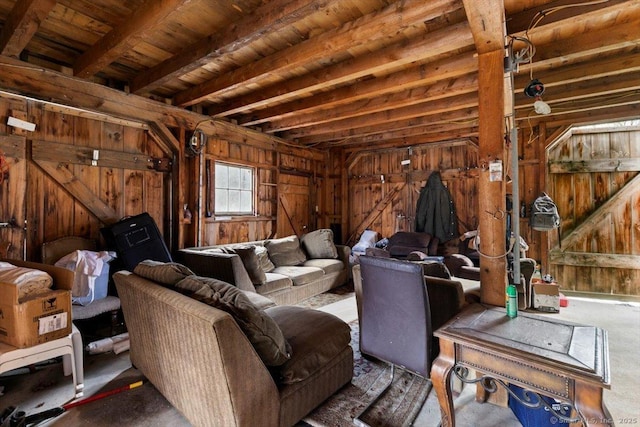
[0,0,55,57]
[0,0,636,150]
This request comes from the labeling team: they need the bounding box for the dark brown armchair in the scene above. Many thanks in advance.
[352,256,464,426]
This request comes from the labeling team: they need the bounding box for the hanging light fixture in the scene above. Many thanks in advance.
[524,79,551,115]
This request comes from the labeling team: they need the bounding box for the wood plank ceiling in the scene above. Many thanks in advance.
[0,0,638,150]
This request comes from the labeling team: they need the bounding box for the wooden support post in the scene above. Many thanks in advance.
[477,49,508,306]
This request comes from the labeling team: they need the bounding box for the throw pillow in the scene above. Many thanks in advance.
[264,235,307,267]
[133,260,195,286]
[254,246,275,273]
[222,245,267,285]
[174,276,291,366]
[300,229,338,259]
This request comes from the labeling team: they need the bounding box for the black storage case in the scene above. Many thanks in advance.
[101,212,172,271]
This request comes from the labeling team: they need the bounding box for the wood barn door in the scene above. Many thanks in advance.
[546,125,640,296]
[277,172,312,238]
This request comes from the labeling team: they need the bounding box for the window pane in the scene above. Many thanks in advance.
[240,190,252,212]
[215,164,228,189]
[228,167,241,190]
[215,189,228,212]
[228,190,241,211]
[215,162,254,215]
[241,168,252,190]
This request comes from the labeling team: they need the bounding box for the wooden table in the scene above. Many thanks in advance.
[431,304,612,427]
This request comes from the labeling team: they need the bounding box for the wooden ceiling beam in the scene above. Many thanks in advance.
[73,0,192,78]
[336,128,480,151]
[513,49,640,92]
[512,4,640,56]
[173,0,462,107]
[462,0,506,54]
[525,20,640,67]
[130,0,345,94]
[515,73,640,109]
[299,116,479,149]
[273,82,478,137]
[281,92,478,139]
[518,95,640,128]
[0,0,56,57]
[0,55,288,148]
[312,106,479,142]
[213,21,474,119]
[297,121,479,149]
[292,104,479,146]
[506,0,629,34]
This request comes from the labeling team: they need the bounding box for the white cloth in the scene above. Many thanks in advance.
[55,250,115,301]
[352,229,379,254]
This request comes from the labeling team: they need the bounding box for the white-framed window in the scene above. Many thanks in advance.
[214,162,254,215]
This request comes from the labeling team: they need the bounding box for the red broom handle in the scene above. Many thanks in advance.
[63,380,145,410]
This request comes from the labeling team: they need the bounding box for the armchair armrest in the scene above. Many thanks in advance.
[335,244,350,266]
[424,276,465,330]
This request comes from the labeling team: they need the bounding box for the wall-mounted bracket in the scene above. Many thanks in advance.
[148,157,173,172]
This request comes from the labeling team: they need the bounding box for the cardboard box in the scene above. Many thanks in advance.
[0,259,74,348]
[532,282,560,313]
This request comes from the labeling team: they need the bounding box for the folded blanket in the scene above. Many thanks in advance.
[0,261,53,302]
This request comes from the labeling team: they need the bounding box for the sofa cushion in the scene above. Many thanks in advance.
[261,273,293,293]
[133,260,195,286]
[243,291,277,310]
[222,245,267,286]
[254,245,275,273]
[174,275,291,366]
[264,235,307,267]
[300,229,338,259]
[266,305,351,384]
[271,266,324,286]
[302,258,344,275]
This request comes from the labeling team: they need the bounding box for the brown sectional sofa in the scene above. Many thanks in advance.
[178,230,350,305]
[114,262,353,427]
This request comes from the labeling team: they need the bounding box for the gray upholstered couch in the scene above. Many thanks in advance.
[114,261,353,427]
[178,229,349,305]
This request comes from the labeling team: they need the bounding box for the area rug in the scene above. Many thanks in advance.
[300,321,433,427]
[295,282,355,309]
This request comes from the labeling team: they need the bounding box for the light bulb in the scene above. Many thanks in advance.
[534,99,551,115]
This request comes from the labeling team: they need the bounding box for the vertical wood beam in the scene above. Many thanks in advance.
[477,49,508,306]
[341,148,349,245]
[538,122,549,268]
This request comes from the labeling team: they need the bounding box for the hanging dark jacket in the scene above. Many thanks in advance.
[415,171,458,241]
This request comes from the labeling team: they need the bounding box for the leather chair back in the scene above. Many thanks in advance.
[358,255,433,377]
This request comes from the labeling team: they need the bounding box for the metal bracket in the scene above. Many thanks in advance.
[0,217,18,228]
[147,157,172,172]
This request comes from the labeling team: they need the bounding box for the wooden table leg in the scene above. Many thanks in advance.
[431,339,456,427]
[573,381,614,427]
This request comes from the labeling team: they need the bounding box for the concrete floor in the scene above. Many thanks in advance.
[1,293,639,426]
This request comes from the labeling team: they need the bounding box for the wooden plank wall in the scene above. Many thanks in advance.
[1,92,335,261]
[346,141,479,246]
[546,126,640,296]
[199,137,329,246]
[0,94,170,261]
